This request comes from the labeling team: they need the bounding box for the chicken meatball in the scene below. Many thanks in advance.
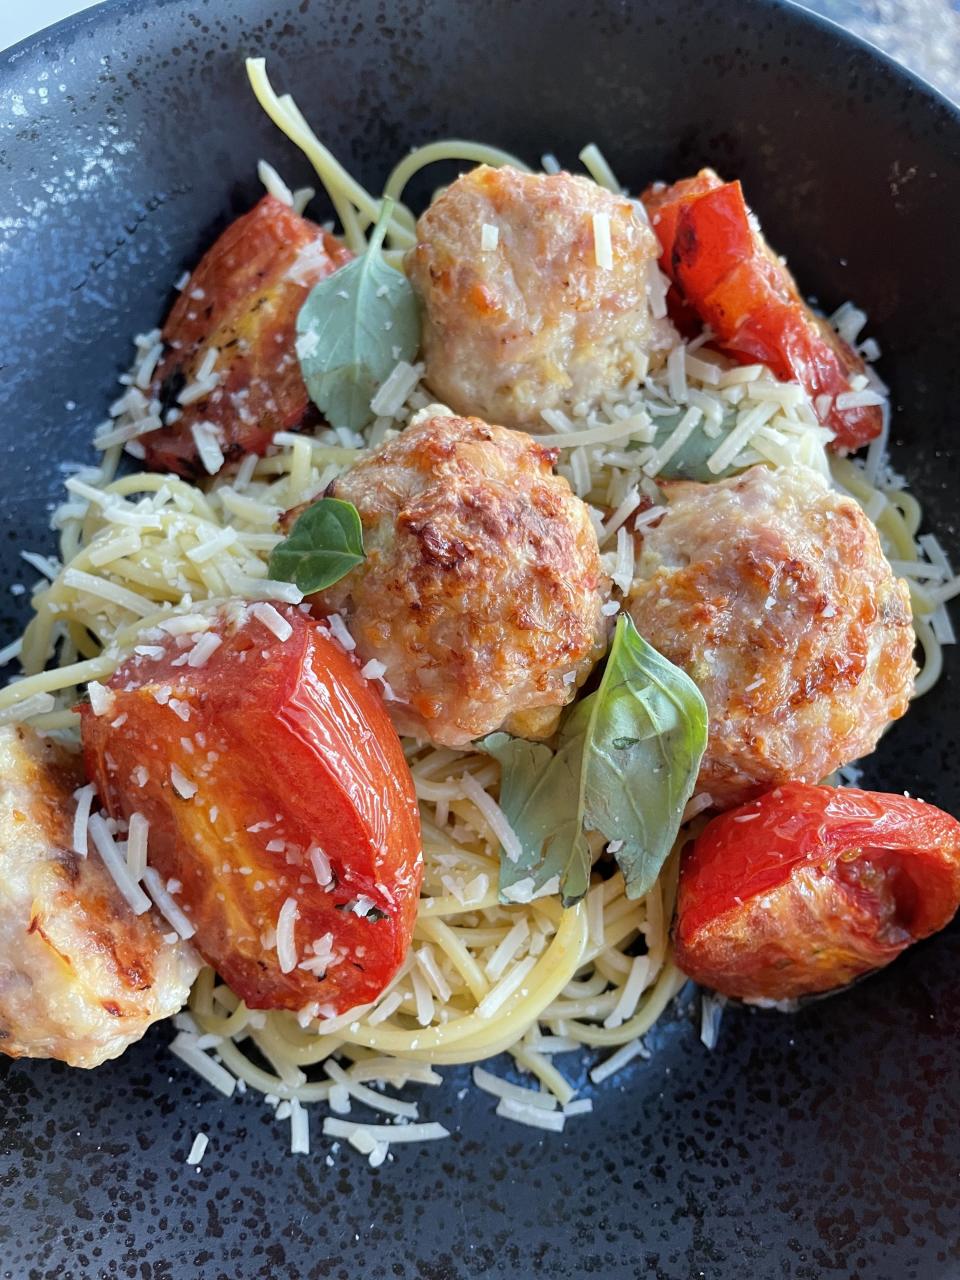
[627,465,916,808]
[319,408,609,747]
[0,724,199,1068]
[406,165,674,430]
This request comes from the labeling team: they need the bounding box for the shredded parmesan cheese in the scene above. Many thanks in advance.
[592,211,613,270]
[276,897,300,973]
[480,223,499,251]
[142,866,196,939]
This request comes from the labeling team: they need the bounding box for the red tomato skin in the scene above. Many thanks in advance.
[143,196,352,478]
[643,171,722,337]
[642,174,882,452]
[674,783,960,1000]
[80,606,422,1013]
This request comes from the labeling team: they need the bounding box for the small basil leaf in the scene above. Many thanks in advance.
[580,615,708,898]
[477,732,592,908]
[295,198,420,432]
[267,497,365,593]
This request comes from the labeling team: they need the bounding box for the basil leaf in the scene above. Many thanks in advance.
[267,497,365,593]
[479,616,707,907]
[295,198,420,431]
[478,732,591,908]
[580,615,708,899]
[636,407,742,481]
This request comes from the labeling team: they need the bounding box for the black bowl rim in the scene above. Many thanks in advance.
[5,0,960,137]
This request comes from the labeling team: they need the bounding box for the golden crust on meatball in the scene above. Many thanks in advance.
[627,465,916,808]
[0,724,199,1068]
[406,165,675,430]
[320,409,610,747]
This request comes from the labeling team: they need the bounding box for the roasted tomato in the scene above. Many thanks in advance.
[674,783,960,1001]
[143,195,352,478]
[642,170,882,452]
[81,604,422,1015]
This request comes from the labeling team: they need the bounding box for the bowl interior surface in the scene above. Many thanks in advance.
[1,1,960,1277]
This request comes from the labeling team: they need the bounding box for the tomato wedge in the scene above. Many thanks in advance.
[143,196,352,478]
[80,604,422,1014]
[674,783,960,1001]
[642,171,882,452]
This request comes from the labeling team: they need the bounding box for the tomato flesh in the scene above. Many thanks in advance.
[81,605,422,1014]
[642,172,882,451]
[674,783,960,1000]
[142,196,352,478]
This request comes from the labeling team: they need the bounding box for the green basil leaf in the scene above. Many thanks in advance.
[580,614,708,899]
[267,497,365,593]
[635,407,742,481]
[479,616,707,907]
[295,198,420,432]
[478,732,591,908]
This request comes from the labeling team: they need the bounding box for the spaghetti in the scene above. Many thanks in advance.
[1,57,955,1150]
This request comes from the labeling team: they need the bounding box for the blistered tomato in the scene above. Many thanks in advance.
[81,604,422,1014]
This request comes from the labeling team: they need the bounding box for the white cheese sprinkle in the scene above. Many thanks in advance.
[186,632,223,668]
[322,1119,450,1145]
[190,421,225,475]
[476,955,537,1019]
[87,813,151,914]
[472,1066,557,1111]
[592,211,613,270]
[276,897,299,973]
[169,1032,237,1097]
[308,845,333,887]
[369,361,425,418]
[589,1036,650,1084]
[71,784,95,856]
[496,1097,566,1132]
[257,158,294,206]
[185,1132,209,1166]
[0,692,56,725]
[170,765,197,799]
[458,771,523,863]
[325,613,356,652]
[289,1097,310,1155]
[186,528,237,564]
[125,811,149,879]
[251,602,293,642]
[700,992,726,1050]
[142,865,196,939]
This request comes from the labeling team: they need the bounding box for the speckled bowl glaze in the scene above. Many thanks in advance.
[2,1,960,1277]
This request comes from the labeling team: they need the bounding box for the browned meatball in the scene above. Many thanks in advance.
[406,165,674,429]
[627,465,916,808]
[320,409,610,747]
[0,725,199,1068]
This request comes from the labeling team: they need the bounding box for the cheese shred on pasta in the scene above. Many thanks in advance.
[2,59,954,1157]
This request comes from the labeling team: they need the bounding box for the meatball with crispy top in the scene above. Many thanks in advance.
[0,724,199,1068]
[627,465,916,808]
[319,408,610,747]
[406,165,674,429]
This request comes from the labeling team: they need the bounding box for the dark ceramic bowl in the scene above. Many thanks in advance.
[2,1,959,1276]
